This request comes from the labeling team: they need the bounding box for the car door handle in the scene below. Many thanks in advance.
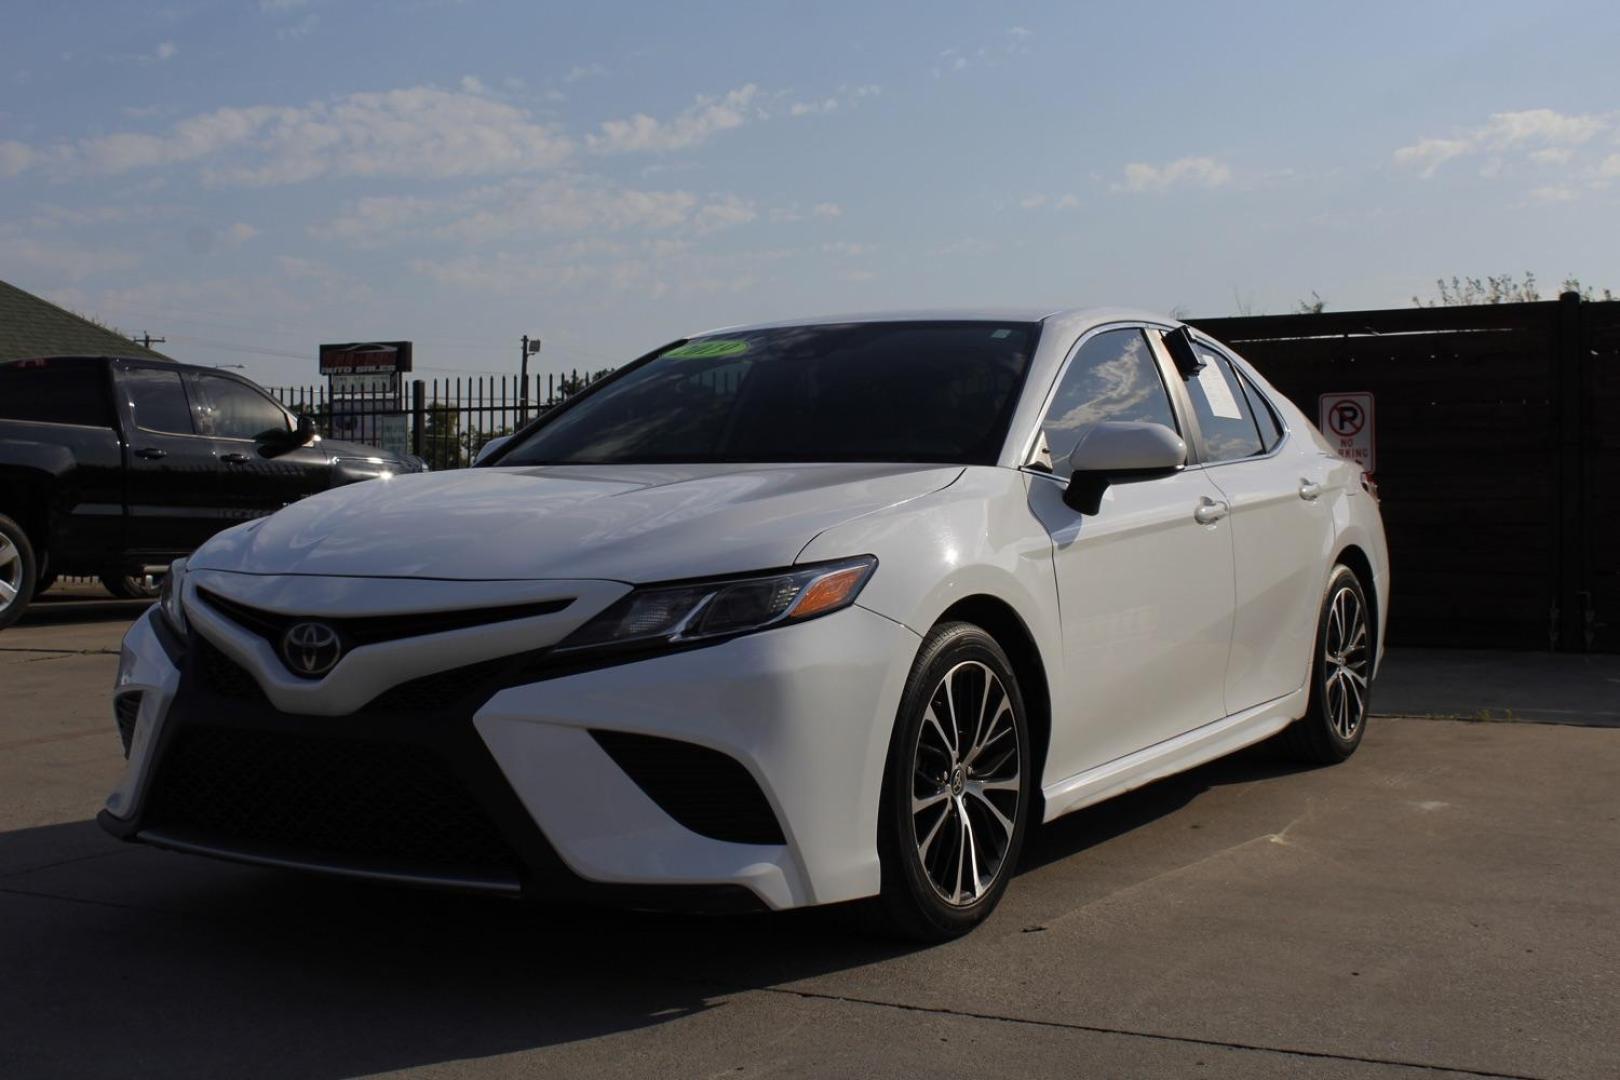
[220,452,250,465]
[133,447,167,460]
[1193,497,1229,525]
[1298,478,1322,502]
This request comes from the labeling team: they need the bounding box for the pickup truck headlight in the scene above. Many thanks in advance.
[556,556,876,656]
[158,558,189,637]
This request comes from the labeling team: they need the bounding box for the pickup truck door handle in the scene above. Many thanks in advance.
[133,447,167,460]
[1298,478,1322,502]
[1193,496,1229,525]
[220,452,251,465]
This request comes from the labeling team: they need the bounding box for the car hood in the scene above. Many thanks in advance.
[189,462,964,581]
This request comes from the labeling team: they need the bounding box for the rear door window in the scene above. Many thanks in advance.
[121,367,196,435]
[1178,342,1264,463]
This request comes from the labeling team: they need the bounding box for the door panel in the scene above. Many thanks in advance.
[1203,455,1331,710]
[1030,469,1236,780]
[115,365,227,556]
[186,371,332,518]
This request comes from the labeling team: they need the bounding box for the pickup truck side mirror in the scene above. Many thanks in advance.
[255,414,318,457]
[1062,421,1187,515]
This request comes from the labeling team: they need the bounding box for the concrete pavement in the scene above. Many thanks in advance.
[2,605,1617,1079]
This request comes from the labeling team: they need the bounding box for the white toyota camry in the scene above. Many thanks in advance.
[105,310,1388,939]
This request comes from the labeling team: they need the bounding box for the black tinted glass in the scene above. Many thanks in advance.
[1182,344,1264,463]
[191,373,288,439]
[1041,329,1177,478]
[0,361,113,426]
[502,322,1040,466]
[121,367,194,435]
[1235,367,1283,451]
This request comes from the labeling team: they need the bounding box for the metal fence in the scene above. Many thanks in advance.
[268,371,610,471]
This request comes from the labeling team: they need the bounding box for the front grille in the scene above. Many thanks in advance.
[591,730,785,845]
[114,692,142,757]
[142,725,521,879]
[197,588,573,652]
[195,637,268,702]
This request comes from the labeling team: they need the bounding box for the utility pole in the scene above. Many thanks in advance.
[133,332,166,351]
[519,334,541,420]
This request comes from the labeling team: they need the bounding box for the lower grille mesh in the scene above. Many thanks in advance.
[143,725,520,879]
[591,730,785,845]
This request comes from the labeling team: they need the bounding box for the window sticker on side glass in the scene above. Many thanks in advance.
[1195,359,1244,419]
[666,340,749,359]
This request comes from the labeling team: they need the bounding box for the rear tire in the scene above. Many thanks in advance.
[1283,564,1372,765]
[876,622,1031,941]
[0,514,38,630]
[101,571,163,600]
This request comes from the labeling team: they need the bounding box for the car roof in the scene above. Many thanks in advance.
[689,306,1178,337]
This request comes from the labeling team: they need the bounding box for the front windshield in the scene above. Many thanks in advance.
[500,320,1040,467]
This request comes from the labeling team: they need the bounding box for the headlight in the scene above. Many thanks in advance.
[158,558,189,637]
[556,556,877,656]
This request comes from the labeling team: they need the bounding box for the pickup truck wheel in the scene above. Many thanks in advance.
[0,513,38,630]
[101,571,163,600]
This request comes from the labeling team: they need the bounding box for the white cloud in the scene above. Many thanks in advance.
[1529,184,1578,203]
[1018,194,1047,210]
[1392,137,1471,179]
[1114,156,1232,192]
[0,140,36,178]
[153,41,178,63]
[564,63,609,84]
[1598,153,1620,179]
[812,202,842,218]
[12,85,573,184]
[319,176,759,246]
[587,85,760,153]
[1054,193,1079,209]
[790,99,839,117]
[4,238,141,281]
[222,222,258,246]
[1395,108,1607,177]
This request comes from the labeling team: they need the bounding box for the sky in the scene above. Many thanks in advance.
[2,0,1617,387]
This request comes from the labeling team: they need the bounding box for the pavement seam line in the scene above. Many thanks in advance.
[0,647,121,655]
[756,986,1553,1080]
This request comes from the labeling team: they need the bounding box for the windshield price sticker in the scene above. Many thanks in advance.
[667,340,750,359]
[1319,392,1376,473]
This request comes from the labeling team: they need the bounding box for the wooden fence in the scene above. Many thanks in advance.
[1193,293,1617,653]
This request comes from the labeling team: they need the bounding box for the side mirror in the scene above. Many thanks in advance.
[1062,421,1187,515]
[472,434,512,466]
[254,414,318,457]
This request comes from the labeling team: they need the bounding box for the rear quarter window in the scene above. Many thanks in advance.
[0,360,115,427]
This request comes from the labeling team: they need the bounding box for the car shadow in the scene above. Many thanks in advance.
[0,742,1313,1078]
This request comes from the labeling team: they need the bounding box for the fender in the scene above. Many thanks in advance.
[0,437,78,479]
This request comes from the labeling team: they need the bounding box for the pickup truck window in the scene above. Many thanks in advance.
[189,373,290,439]
[0,361,114,427]
[122,367,196,435]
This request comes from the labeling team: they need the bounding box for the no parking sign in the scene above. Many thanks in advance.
[1319,392,1375,473]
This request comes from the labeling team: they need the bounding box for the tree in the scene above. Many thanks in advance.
[1295,291,1326,314]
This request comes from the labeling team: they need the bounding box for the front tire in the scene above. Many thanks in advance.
[0,514,38,630]
[1283,564,1373,765]
[101,571,162,600]
[877,622,1031,941]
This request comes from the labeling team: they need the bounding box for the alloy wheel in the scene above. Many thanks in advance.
[1322,584,1370,740]
[0,534,21,609]
[910,660,1023,906]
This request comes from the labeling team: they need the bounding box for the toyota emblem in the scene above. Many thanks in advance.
[281,621,343,677]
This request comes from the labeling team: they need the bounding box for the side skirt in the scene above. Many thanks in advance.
[1039,688,1307,824]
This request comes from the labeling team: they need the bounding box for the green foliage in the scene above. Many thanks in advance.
[1295,291,1326,314]
[1413,272,1614,307]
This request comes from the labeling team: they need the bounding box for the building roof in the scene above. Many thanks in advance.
[0,279,172,364]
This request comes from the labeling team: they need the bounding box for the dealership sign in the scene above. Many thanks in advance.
[1319,392,1375,473]
[319,341,413,376]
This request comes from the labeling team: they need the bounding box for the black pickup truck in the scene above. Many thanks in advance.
[0,355,425,628]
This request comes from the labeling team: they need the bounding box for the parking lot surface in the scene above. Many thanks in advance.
[2,599,1617,1079]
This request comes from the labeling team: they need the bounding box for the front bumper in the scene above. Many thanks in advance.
[104,598,919,911]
